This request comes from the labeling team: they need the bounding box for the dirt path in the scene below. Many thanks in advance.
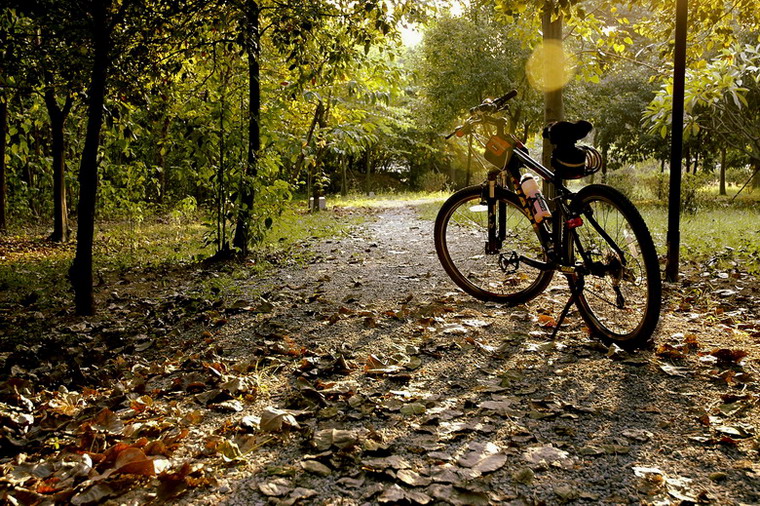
[2,203,758,505]
[182,204,760,505]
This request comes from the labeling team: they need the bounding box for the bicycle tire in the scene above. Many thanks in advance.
[567,184,661,347]
[434,185,553,304]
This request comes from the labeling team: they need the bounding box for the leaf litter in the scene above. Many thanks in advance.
[2,206,760,504]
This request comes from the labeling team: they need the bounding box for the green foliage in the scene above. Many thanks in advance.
[417,171,449,192]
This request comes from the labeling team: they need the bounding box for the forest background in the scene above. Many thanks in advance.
[1,0,760,313]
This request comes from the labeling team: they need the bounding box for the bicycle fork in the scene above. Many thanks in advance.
[485,171,505,254]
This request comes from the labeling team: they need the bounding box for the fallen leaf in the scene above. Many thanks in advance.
[301,460,331,476]
[113,447,155,476]
[259,407,300,432]
[707,348,748,366]
[659,363,689,377]
[457,442,507,474]
[258,478,291,497]
[396,469,432,487]
[523,445,572,468]
[71,484,114,505]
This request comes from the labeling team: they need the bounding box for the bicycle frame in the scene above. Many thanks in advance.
[478,121,624,279]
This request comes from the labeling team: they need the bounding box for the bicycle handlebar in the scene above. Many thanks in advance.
[469,89,518,115]
[446,90,518,139]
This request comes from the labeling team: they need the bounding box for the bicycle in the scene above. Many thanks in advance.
[434,90,661,348]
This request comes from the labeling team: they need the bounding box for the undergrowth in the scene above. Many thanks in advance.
[0,205,365,311]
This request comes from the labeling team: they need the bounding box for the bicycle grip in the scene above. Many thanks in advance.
[495,90,518,105]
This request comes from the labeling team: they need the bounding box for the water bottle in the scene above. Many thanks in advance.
[520,174,552,223]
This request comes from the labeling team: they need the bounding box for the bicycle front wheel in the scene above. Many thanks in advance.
[434,185,553,305]
[568,184,661,347]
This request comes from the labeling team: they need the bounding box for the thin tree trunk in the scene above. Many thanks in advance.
[44,90,73,242]
[341,158,347,197]
[69,2,111,316]
[293,100,323,210]
[465,133,473,187]
[233,0,260,254]
[541,4,564,201]
[719,147,727,196]
[0,99,7,233]
[157,114,169,204]
[684,145,691,174]
[365,148,372,195]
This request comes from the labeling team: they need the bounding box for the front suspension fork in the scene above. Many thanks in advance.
[485,172,503,254]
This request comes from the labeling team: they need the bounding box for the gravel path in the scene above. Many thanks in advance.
[182,203,760,506]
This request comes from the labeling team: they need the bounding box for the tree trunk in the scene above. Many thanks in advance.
[365,148,372,195]
[684,144,691,174]
[719,147,726,196]
[449,149,456,187]
[69,2,111,316]
[156,114,169,204]
[341,158,347,197]
[0,99,7,233]
[541,4,564,201]
[44,90,73,242]
[465,133,473,187]
[233,1,260,255]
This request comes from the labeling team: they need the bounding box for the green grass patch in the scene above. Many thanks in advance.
[639,205,760,273]
[331,191,450,209]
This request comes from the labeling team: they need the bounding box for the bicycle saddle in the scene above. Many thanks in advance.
[543,120,601,179]
[542,120,593,145]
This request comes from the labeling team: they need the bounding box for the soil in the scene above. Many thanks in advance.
[2,201,759,505]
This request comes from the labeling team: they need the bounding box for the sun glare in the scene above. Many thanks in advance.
[526,41,576,93]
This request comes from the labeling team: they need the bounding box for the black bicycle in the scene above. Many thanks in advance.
[434,91,661,348]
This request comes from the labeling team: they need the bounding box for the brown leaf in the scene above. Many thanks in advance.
[457,442,507,475]
[655,344,686,360]
[522,445,572,468]
[366,354,386,369]
[708,348,748,366]
[378,484,431,504]
[71,484,114,505]
[363,455,411,471]
[396,469,433,487]
[259,407,300,432]
[90,408,124,435]
[114,447,155,476]
[537,314,557,328]
[301,460,331,476]
[258,478,292,497]
[157,462,194,500]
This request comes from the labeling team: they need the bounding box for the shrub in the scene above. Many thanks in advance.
[604,168,637,199]
[418,171,449,192]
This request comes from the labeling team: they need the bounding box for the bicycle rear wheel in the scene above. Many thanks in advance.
[568,184,661,347]
[434,185,553,304]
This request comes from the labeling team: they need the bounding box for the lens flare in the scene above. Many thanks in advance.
[526,41,576,93]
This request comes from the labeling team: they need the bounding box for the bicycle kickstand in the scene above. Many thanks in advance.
[549,276,585,340]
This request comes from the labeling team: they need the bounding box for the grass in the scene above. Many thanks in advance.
[0,204,370,310]
[640,205,760,273]
[330,190,450,209]
[1,186,757,311]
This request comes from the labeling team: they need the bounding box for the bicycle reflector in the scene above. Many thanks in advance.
[566,217,583,229]
[484,135,512,168]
